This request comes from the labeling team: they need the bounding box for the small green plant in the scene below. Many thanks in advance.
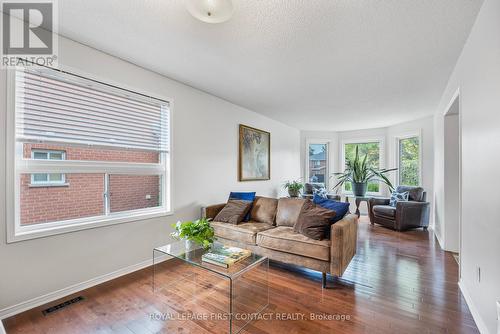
[283,180,304,197]
[171,218,215,249]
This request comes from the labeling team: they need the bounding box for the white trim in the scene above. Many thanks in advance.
[458,280,490,334]
[0,255,171,320]
[340,136,386,195]
[305,139,330,188]
[9,207,171,243]
[0,320,5,334]
[16,159,166,174]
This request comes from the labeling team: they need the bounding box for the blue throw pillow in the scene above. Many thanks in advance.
[389,191,409,207]
[228,192,256,221]
[313,194,350,223]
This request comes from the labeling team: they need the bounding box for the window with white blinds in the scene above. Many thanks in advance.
[8,66,172,243]
[15,67,169,152]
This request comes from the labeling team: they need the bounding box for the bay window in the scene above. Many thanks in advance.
[342,140,382,194]
[7,66,171,242]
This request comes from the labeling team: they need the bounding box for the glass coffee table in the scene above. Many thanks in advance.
[153,241,269,334]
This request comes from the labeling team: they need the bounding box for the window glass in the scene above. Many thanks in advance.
[344,142,380,193]
[308,144,328,186]
[399,137,420,186]
[20,173,105,226]
[109,175,162,213]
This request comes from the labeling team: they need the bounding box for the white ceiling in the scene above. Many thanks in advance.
[59,0,483,131]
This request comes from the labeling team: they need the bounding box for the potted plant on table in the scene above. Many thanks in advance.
[332,145,397,196]
[171,218,215,251]
[283,180,304,198]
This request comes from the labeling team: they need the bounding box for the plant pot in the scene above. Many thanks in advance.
[185,239,197,252]
[288,189,300,198]
[351,182,368,197]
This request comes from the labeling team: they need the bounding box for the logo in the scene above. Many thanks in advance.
[1,0,58,67]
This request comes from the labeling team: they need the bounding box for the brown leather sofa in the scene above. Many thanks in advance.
[202,197,358,287]
[368,186,430,231]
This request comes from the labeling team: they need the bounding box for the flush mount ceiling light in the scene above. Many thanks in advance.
[185,0,234,23]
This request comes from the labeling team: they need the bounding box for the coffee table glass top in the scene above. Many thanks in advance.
[154,241,266,279]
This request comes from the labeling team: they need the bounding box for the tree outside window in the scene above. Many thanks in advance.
[398,137,420,186]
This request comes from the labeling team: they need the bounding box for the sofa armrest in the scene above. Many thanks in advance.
[367,197,390,222]
[395,201,430,230]
[201,203,226,220]
[330,214,358,277]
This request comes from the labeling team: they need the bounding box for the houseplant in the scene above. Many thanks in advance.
[283,180,304,198]
[332,145,397,196]
[170,218,215,250]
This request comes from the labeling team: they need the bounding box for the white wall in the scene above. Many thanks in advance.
[300,116,434,216]
[0,37,301,314]
[434,0,499,332]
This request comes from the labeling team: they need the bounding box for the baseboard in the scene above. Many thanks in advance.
[432,227,446,250]
[459,280,490,334]
[0,254,170,320]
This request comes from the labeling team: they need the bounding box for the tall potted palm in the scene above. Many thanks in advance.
[332,146,397,196]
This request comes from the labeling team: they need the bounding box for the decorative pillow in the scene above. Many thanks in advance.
[250,196,278,225]
[389,191,409,207]
[313,194,350,223]
[228,192,256,221]
[214,200,253,225]
[294,200,336,240]
[313,187,328,199]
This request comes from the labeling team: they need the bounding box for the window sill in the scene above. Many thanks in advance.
[7,208,173,243]
[29,183,69,188]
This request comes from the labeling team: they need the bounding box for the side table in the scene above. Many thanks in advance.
[344,195,386,218]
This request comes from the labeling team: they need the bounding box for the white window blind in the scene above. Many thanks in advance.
[15,67,170,152]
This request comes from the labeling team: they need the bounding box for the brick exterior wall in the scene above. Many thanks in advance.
[20,144,160,226]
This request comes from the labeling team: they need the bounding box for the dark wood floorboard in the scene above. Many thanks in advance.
[3,217,479,334]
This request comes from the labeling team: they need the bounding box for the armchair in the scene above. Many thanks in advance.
[368,186,430,231]
[302,183,340,201]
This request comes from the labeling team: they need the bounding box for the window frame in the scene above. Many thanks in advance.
[6,67,173,243]
[340,137,385,196]
[395,132,422,187]
[305,139,330,189]
[30,149,67,186]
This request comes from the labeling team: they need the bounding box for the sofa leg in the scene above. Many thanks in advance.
[322,273,327,288]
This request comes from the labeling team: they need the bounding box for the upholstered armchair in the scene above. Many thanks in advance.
[302,183,341,200]
[368,186,430,231]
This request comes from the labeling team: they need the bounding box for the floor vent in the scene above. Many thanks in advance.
[42,296,85,316]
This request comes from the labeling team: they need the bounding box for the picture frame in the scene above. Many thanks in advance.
[238,124,271,181]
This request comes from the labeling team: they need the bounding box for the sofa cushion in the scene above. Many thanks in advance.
[389,190,409,207]
[211,221,274,245]
[250,196,278,225]
[275,198,307,227]
[313,194,350,223]
[229,192,256,221]
[214,200,253,225]
[293,201,336,240]
[257,226,330,261]
[373,205,396,219]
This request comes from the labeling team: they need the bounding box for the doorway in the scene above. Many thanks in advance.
[443,92,461,273]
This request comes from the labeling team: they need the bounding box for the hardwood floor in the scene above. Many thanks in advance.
[3,217,479,333]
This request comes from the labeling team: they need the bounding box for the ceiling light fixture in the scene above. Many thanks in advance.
[185,0,234,24]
